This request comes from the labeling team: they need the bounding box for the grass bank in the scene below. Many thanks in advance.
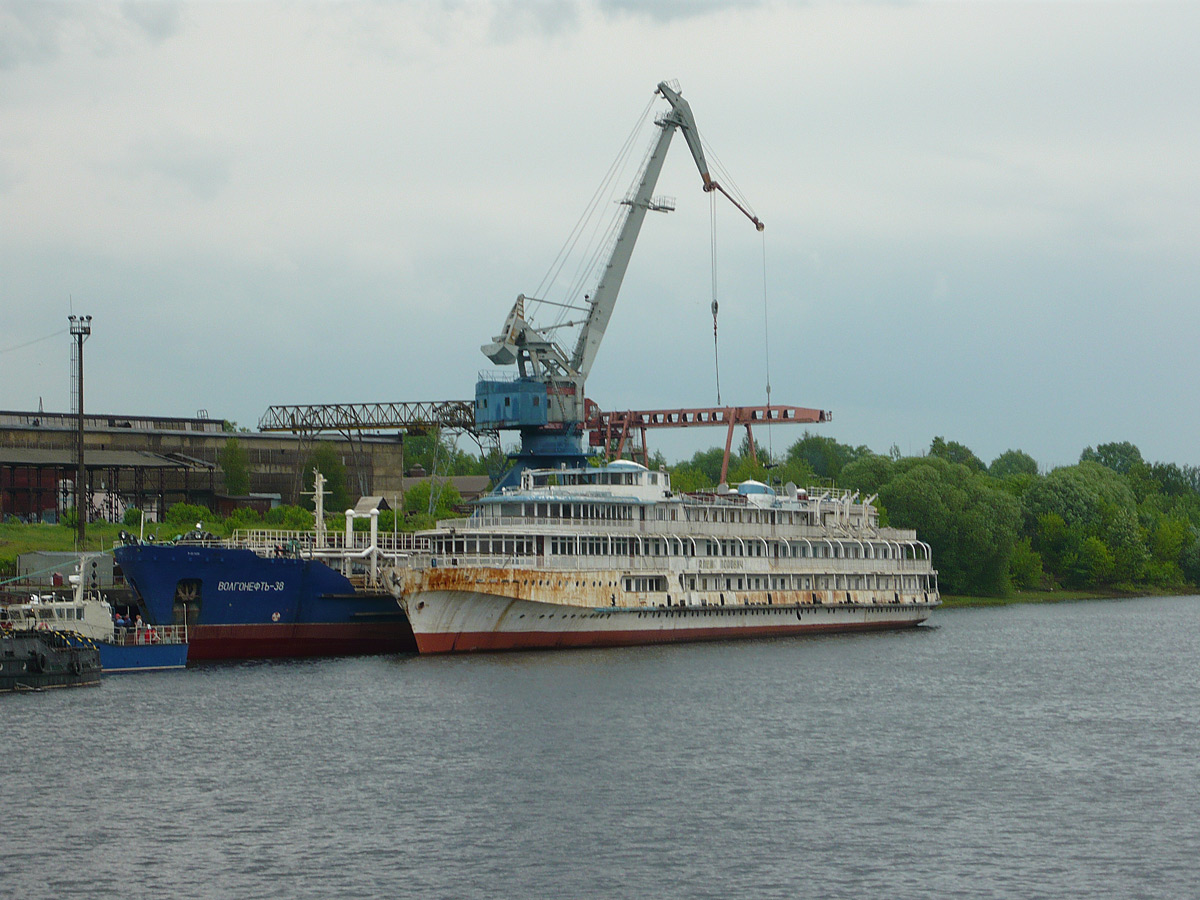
[941,586,1198,608]
[0,522,126,577]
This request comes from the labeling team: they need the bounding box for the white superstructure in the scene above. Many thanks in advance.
[387,460,939,653]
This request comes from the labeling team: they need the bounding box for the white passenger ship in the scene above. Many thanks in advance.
[387,460,939,653]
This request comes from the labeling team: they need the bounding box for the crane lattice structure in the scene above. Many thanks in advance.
[258,401,498,499]
[259,401,478,434]
[587,405,832,484]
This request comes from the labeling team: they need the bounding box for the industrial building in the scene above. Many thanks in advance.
[0,409,482,524]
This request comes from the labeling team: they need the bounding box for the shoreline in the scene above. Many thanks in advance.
[941,586,1199,608]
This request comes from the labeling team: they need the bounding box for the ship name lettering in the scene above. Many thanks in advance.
[217,580,282,592]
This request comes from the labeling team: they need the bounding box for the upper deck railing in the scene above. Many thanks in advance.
[430,514,917,544]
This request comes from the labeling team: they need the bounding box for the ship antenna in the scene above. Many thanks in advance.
[302,468,328,550]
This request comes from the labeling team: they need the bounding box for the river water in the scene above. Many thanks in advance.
[4,595,1198,899]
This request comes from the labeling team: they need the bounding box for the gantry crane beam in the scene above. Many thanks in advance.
[258,401,478,434]
[586,405,833,485]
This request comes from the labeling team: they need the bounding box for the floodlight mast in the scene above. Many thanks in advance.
[477,81,763,486]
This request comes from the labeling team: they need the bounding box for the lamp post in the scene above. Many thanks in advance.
[69,314,92,546]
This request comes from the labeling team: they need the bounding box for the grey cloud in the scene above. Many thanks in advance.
[0,1,180,71]
[0,1,69,70]
[113,138,232,201]
[120,1,183,43]
[597,0,764,23]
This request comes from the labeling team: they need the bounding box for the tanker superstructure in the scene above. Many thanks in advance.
[388,460,939,653]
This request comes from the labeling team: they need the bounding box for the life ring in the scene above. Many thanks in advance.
[70,658,83,676]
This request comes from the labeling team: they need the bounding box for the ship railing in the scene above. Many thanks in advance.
[232,529,430,554]
[110,623,188,646]
[431,515,918,544]
[420,554,934,574]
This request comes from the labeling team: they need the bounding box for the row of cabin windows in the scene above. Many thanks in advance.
[433,536,536,557]
[530,471,657,488]
[431,535,920,561]
[623,573,934,594]
[483,502,834,527]
[623,576,669,592]
[495,502,635,521]
[478,396,541,408]
[683,506,820,527]
[682,574,933,592]
[703,540,905,560]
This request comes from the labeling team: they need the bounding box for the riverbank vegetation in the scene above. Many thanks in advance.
[5,429,1198,601]
[701,434,1200,600]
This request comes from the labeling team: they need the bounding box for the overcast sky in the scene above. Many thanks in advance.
[2,1,1197,472]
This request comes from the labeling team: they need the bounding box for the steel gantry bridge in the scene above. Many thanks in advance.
[258,399,831,490]
[586,404,832,484]
[258,400,478,434]
[258,400,498,499]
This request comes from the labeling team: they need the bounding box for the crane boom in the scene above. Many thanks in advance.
[569,114,677,380]
[569,81,762,380]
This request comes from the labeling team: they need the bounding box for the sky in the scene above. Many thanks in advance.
[2,0,1197,473]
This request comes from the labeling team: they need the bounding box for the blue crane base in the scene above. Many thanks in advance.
[493,428,592,490]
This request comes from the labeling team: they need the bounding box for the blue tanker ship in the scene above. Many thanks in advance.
[114,512,421,661]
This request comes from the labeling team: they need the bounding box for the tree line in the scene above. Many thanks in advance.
[679,433,1199,597]
[217,427,1200,598]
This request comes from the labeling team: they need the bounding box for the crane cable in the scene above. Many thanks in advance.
[710,190,721,406]
[762,229,772,463]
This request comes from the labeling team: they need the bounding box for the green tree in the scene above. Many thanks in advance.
[1009,537,1045,590]
[223,506,263,534]
[880,457,1020,596]
[1023,461,1144,588]
[1023,462,1136,536]
[683,447,735,485]
[1080,441,1143,475]
[727,453,772,485]
[1107,506,1148,583]
[303,443,351,513]
[1062,535,1116,588]
[837,454,894,497]
[265,505,315,530]
[1179,529,1200,585]
[165,502,216,531]
[219,437,251,496]
[403,480,462,519]
[402,429,485,476]
[1034,512,1070,573]
[1148,462,1193,497]
[929,436,986,472]
[667,464,711,493]
[785,432,867,481]
[990,449,1038,479]
[1150,516,1189,563]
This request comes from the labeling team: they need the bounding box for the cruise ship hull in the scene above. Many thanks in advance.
[391,461,941,655]
[402,583,934,654]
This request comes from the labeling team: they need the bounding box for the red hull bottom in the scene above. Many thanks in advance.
[187,622,416,661]
[415,617,925,654]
